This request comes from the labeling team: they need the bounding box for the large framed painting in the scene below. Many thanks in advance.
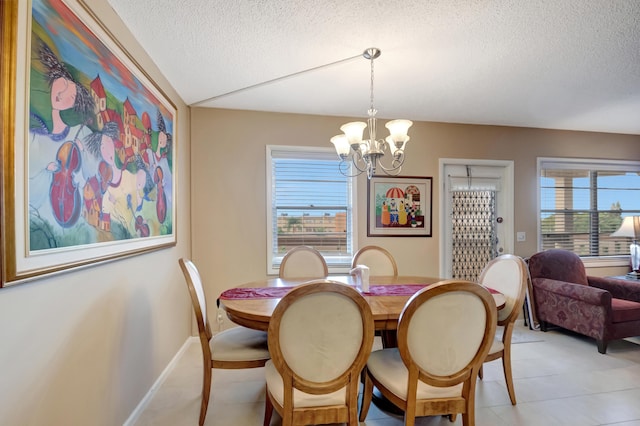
[1,0,177,286]
[367,176,432,237]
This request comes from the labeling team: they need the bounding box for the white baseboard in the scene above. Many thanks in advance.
[123,336,197,426]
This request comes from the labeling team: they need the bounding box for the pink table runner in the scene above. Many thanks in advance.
[219,284,499,300]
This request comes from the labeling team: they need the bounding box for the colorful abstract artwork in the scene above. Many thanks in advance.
[367,176,432,237]
[1,0,176,285]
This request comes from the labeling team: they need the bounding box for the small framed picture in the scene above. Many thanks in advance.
[367,176,432,237]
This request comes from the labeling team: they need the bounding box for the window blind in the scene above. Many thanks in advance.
[267,146,354,272]
[539,158,640,257]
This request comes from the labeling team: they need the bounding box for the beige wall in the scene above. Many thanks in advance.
[191,108,640,305]
[0,1,192,424]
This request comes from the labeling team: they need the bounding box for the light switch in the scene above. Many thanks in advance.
[517,231,526,242]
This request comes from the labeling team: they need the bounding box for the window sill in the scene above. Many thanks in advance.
[582,256,630,268]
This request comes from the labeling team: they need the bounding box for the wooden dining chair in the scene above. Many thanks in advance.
[351,245,398,276]
[278,245,328,279]
[359,280,497,426]
[263,280,375,426]
[477,254,529,405]
[178,258,271,426]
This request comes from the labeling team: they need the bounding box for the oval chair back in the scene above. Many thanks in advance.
[351,245,398,276]
[477,254,529,405]
[264,280,374,426]
[279,246,328,279]
[360,280,497,426]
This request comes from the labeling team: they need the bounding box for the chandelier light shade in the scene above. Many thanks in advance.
[610,215,640,278]
[330,48,413,178]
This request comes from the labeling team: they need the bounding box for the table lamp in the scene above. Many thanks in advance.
[611,216,640,278]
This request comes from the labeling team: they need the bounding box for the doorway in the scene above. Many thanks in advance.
[439,159,514,279]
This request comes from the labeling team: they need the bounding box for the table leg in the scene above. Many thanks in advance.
[380,330,398,348]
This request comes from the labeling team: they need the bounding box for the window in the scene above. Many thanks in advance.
[538,158,640,259]
[266,146,355,274]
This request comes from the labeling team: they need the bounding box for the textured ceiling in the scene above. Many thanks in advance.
[106,0,640,135]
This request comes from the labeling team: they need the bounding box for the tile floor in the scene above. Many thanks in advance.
[133,322,640,426]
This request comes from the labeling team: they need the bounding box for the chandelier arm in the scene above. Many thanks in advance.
[337,159,364,177]
[374,164,402,176]
[350,151,371,174]
[375,151,406,175]
[392,150,406,165]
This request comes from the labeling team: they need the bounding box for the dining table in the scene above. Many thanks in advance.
[219,274,506,415]
[219,275,506,344]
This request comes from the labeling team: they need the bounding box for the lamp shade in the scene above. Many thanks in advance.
[385,119,413,143]
[330,135,351,157]
[611,216,640,239]
[386,135,410,155]
[340,121,367,145]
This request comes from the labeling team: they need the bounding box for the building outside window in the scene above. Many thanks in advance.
[266,146,355,274]
[538,158,640,259]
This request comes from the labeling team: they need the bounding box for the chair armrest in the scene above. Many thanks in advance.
[588,276,640,302]
[533,278,611,306]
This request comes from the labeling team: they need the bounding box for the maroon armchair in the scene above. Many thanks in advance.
[528,249,640,354]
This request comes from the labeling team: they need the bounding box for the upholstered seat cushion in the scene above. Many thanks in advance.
[611,298,640,323]
[488,337,505,355]
[211,327,270,362]
[366,348,462,400]
[264,360,346,408]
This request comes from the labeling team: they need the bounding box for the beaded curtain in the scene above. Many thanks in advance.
[451,190,497,281]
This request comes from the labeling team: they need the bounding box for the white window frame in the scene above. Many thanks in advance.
[537,157,640,267]
[266,145,357,275]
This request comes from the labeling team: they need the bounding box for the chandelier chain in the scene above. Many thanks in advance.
[370,54,375,114]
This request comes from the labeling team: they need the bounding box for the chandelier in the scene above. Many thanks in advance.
[330,48,413,179]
